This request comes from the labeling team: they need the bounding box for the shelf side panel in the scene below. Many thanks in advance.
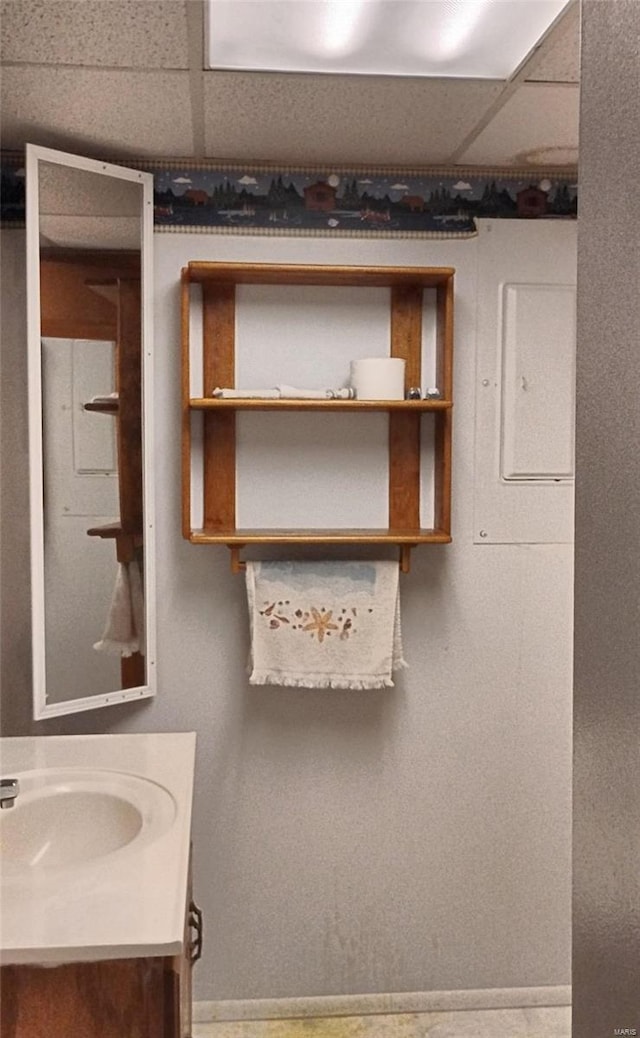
[202,282,236,531]
[435,277,454,536]
[390,284,423,388]
[181,270,192,538]
[389,284,422,530]
[436,277,454,400]
[388,412,421,530]
[434,410,452,537]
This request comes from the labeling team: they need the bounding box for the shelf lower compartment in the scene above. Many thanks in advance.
[189,528,452,546]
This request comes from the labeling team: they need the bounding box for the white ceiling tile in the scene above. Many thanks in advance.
[0,0,190,68]
[203,72,504,165]
[524,3,580,83]
[1,67,194,158]
[457,84,579,167]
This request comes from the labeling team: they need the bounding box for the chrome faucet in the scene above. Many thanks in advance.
[0,778,20,809]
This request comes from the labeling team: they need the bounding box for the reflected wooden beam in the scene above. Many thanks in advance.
[39,251,139,341]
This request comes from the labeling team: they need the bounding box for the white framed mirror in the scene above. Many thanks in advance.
[26,144,156,719]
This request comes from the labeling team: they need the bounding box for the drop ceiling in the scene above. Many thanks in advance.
[0,0,580,169]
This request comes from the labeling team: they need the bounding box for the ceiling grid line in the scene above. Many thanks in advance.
[185,0,207,160]
[448,0,580,164]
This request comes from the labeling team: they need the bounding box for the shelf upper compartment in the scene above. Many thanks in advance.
[189,397,452,412]
[185,261,455,289]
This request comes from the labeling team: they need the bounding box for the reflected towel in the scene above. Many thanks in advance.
[94,561,145,657]
[245,560,406,689]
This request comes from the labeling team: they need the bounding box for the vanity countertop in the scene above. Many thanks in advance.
[0,732,196,965]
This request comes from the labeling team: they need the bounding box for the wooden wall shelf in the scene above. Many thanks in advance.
[181,261,454,571]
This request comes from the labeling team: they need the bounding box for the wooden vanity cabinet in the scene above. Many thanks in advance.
[0,890,202,1038]
[1,957,171,1038]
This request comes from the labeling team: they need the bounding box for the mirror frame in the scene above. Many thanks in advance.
[26,144,156,718]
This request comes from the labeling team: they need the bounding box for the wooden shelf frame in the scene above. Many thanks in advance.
[181,261,454,567]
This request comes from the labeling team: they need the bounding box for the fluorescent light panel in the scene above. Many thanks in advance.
[205,0,571,79]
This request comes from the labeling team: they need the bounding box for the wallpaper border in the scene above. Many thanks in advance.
[1,154,577,239]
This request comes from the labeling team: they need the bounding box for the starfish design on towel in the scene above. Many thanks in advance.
[303,608,339,643]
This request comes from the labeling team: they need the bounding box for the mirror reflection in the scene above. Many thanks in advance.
[35,158,147,708]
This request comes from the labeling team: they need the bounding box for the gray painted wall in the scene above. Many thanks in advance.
[0,232,32,737]
[1,225,573,1001]
[573,1,640,1033]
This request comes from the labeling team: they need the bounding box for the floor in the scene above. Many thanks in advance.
[193,1006,571,1037]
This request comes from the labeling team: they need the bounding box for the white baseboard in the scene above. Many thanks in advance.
[193,985,571,1023]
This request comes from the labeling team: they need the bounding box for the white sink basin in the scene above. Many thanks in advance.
[0,734,195,965]
[0,768,176,871]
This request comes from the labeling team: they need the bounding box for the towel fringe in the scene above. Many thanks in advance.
[249,670,398,690]
[93,637,140,658]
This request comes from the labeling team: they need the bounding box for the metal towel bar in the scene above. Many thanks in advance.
[229,545,412,574]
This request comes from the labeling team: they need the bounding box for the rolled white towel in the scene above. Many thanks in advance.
[277,385,328,399]
[278,385,355,399]
[212,387,281,399]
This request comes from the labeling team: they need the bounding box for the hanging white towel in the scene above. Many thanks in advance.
[94,561,145,657]
[245,560,406,689]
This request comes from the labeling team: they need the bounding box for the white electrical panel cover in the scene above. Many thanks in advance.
[474,220,577,544]
[501,282,576,481]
